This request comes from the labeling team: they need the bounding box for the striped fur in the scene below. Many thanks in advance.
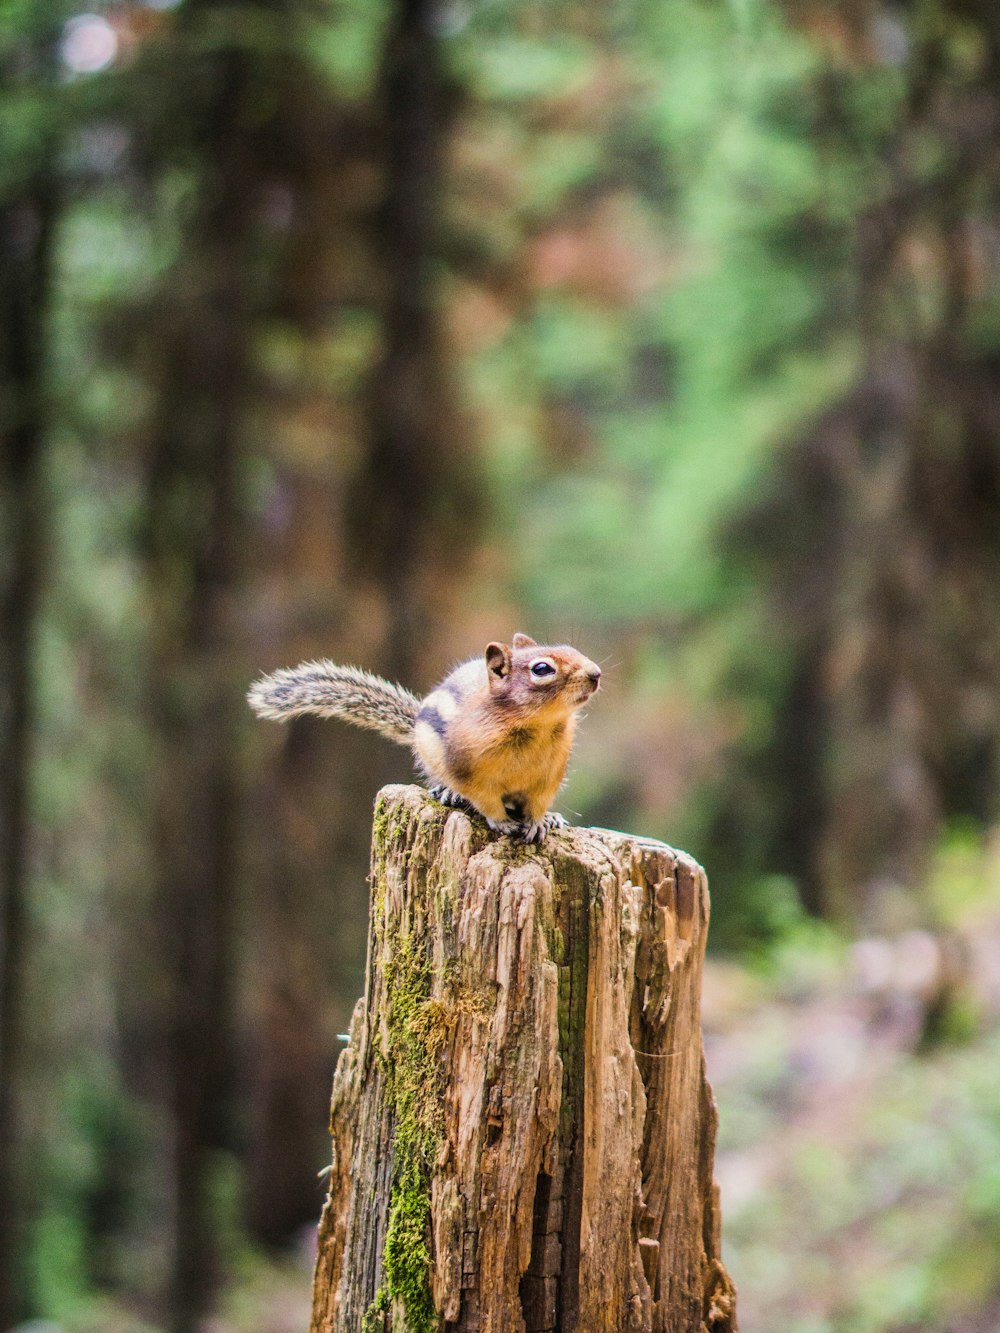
[247,661,419,743]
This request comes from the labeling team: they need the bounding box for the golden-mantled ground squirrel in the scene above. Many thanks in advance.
[247,633,601,843]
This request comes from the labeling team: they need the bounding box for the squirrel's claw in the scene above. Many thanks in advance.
[520,812,568,844]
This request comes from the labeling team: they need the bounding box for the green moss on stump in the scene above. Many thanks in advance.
[384,1156,437,1333]
[362,1286,390,1333]
[368,793,497,1331]
[377,913,448,1333]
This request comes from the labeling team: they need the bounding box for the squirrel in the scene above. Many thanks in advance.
[247,633,601,844]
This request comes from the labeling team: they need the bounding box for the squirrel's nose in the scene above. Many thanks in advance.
[586,666,602,689]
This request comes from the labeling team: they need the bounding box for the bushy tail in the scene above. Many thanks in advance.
[247,660,419,744]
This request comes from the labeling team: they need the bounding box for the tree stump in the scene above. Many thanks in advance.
[310,785,737,1333]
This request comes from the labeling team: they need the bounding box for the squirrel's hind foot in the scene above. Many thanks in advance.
[486,810,568,845]
[485,815,526,839]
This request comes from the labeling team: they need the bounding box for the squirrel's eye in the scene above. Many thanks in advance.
[530,660,556,679]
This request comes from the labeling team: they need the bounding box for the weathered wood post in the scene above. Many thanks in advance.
[310,785,737,1333]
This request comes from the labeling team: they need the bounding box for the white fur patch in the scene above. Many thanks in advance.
[422,689,459,722]
[413,720,445,773]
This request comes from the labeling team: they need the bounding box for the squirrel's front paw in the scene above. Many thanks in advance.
[429,783,473,812]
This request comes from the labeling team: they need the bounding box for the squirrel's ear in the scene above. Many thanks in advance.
[485,642,512,682]
[512,632,537,650]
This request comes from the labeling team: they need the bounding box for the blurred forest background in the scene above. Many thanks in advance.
[4,0,1000,1330]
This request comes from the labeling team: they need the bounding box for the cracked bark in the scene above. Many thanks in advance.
[311,784,737,1333]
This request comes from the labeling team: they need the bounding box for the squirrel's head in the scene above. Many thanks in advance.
[485,633,601,715]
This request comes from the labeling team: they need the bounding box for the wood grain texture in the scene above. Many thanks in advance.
[311,785,736,1333]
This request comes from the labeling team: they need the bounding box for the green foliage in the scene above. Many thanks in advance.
[925,822,1000,927]
[455,0,858,654]
[463,34,595,103]
[308,0,388,96]
[30,1066,158,1321]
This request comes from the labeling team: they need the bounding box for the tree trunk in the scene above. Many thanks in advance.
[311,785,737,1333]
[0,43,59,1322]
[349,0,480,682]
[141,18,258,1322]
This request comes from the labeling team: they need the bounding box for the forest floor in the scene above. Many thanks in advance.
[706,908,1000,1333]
